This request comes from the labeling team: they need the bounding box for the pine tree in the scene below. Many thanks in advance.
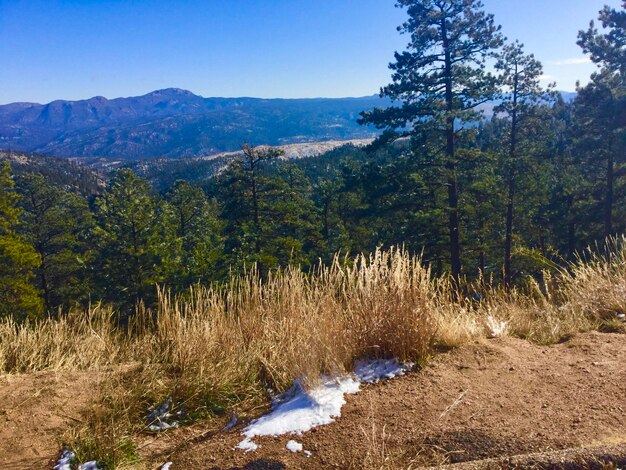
[217,145,322,273]
[578,2,626,78]
[575,3,626,240]
[93,169,163,310]
[18,174,94,313]
[572,70,625,240]
[164,180,224,288]
[495,41,555,287]
[360,0,503,279]
[0,162,42,319]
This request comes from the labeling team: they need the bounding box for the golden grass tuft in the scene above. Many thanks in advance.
[0,304,126,373]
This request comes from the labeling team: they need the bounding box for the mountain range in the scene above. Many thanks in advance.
[0,89,384,159]
[0,89,576,160]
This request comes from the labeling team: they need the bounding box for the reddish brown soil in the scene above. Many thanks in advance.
[0,370,96,470]
[151,332,626,469]
[2,331,625,469]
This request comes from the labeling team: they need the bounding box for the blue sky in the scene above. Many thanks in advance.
[0,0,621,104]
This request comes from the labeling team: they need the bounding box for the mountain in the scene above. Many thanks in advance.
[0,89,577,160]
[0,89,384,159]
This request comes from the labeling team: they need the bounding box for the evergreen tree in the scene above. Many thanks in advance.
[164,180,224,288]
[93,169,164,310]
[571,70,626,240]
[18,174,94,313]
[217,145,321,273]
[494,41,555,287]
[578,2,626,78]
[360,0,503,279]
[0,162,42,319]
[576,3,626,240]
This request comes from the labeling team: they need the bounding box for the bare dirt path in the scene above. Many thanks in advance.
[2,331,625,469]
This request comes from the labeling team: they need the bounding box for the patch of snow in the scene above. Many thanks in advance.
[160,463,173,470]
[147,398,180,432]
[237,376,359,451]
[486,315,508,338]
[237,358,413,451]
[617,312,625,321]
[304,450,313,457]
[237,437,259,452]
[54,449,100,470]
[54,450,74,470]
[286,440,303,453]
[223,411,238,431]
[79,463,100,470]
[354,358,413,383]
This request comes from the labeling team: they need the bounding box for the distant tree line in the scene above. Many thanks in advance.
[0,0,624,318]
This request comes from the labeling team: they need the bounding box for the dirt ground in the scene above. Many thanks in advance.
[0,370,98,469]
[2,331,625,469]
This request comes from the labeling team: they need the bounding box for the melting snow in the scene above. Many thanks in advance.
[354,358,413,383]
[286,440,303,452]
[237,358,413,451]
[54,449,99,470]
[223,411,238,431]
[147,398,180,432]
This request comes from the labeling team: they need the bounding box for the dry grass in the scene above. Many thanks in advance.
[0,304,127,373]
[1,240,625,467]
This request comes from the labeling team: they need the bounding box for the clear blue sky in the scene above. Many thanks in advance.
[0,0,621,104]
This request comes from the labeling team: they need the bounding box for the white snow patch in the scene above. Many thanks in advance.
[160,463,173,470]
[54,450,74,470]
[54,449,100,470]
[355,358,413,383]
[286,440,303,453]
[79,463,100,470]
[223,411,238,431]
[237,376,359,451]
[237,358,413,451]
[147,398,180,432]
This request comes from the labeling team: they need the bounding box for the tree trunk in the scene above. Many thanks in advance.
[605,135,614,238]
[442,20,462,281]
[251,165,261,255]
[567,195,576,256]
[39,255,51,314]
[504,70,519,290]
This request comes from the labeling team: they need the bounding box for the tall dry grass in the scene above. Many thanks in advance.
[3,240,624,378]
[129,247,440,410]
[0,304,127,373]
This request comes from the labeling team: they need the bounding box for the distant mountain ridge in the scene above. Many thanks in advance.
[0,89,384,159]
[0,89,576,159]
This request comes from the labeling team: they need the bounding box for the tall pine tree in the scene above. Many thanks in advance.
[360,0,503,279]
[495,41,554,287]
